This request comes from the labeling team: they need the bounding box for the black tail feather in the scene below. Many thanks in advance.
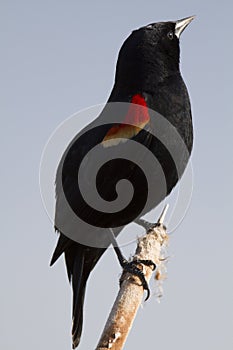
[71,249,86,349]
[51,235,106,348]
[50,233,73,266]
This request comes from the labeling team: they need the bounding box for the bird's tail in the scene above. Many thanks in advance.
[66,244,104,348]
[71,249,86,349]
[50,234,105,348]
[50,237,88,348]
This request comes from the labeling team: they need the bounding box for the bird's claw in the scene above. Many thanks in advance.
[134,259,156,271]
[121,259,156,301]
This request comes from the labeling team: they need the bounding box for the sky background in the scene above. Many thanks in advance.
[1,1,233,349]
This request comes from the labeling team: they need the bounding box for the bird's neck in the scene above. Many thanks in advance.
[108,70,182,103]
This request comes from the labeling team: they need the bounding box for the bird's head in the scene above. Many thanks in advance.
[114,16,195,93]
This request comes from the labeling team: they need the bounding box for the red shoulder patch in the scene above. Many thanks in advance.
[102,94,150,147]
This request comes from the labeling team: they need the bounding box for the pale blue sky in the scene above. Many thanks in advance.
[1,1,233,349]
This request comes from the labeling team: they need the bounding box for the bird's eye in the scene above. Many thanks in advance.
[167,31,174,40]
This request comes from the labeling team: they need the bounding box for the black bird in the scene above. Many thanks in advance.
[50,16,194,348]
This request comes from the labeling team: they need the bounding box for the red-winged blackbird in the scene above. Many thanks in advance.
[51,16,194,348]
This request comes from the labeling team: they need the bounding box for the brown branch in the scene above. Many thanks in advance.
[96,206,169,350]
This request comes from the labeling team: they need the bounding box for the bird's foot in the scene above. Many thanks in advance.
[134,218,159,232]
[121,259,156,301]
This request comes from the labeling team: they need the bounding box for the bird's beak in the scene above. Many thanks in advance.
[175,16,195,38]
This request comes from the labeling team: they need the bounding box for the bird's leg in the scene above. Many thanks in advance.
[134,204,169,232]
[134,218,159,232]
[109,229,156,301]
